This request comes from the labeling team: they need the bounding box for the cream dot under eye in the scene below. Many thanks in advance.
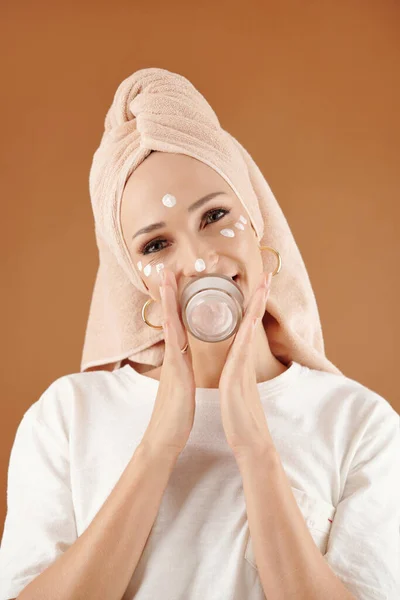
[143,264,152,277]
[220,228,235,238]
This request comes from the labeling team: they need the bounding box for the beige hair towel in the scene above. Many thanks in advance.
[81,67,342,377]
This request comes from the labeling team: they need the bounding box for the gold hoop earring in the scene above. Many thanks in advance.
[141,299,189,354]
[141,298,163,330]
[258,244,282,276]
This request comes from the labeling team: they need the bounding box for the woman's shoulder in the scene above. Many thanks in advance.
[21,366,130,426]
[305,364,399,425]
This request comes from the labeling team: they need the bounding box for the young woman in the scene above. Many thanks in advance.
[1,68,398,600]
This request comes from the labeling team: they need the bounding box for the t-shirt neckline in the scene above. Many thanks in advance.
[120,360,306,398]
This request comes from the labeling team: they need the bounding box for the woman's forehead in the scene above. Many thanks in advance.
[122,152,235,216]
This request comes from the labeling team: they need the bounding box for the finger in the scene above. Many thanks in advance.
[162,269,181,331]
[254,271,272,318]
[166,270,181,321]
[169,270,189,342]
[159,269,173,331]
[159,280,179,353]
[160,269,188,351]
[241,272,271,335]
[227,273,272,366]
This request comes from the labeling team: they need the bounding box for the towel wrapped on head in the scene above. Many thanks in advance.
[81,67,341,377]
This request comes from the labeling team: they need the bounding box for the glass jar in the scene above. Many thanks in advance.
[180,274,244,343]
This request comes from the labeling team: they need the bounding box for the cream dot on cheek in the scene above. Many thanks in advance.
[234,222,245,230]
[195,258,206,272]
[239,215,247,225]
[143,264,152,277]
[155,263,165,273]
[162,194,177,208]
[220,228,235,238]
[137,261,143,271]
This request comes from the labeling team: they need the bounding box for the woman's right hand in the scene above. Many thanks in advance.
[140,268,196,458]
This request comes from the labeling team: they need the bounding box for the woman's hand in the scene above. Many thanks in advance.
[218,271,275,461]
[140,268,196,458]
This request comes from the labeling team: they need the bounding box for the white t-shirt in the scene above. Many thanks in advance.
[0,361,399,600]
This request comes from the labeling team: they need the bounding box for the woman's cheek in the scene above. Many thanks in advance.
[216,214,250,249]
[137,258,167,280]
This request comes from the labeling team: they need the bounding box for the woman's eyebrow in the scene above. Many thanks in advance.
[131,191,228,240]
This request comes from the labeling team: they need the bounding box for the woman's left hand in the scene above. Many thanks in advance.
[219,271,275,461]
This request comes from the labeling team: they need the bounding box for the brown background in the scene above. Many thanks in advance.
[1,0,399,538]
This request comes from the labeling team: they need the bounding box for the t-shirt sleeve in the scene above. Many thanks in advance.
[324,400,400,600]
[0,385,77,600]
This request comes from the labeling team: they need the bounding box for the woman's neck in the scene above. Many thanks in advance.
[188,321,287,388]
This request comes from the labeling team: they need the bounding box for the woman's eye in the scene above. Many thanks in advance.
[204,208,228,225]
[141,238,167,255]
[140,208,230,255]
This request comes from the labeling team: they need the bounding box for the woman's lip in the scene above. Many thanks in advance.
[232,274,243,291]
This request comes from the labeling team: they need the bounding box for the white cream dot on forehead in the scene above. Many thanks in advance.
[162,194,177,208]
[220,228,235,237]
[234,222,245,230]
[195,258,206,272]
[143,264,152,277]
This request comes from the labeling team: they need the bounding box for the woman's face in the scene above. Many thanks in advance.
[120,151,263,306]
